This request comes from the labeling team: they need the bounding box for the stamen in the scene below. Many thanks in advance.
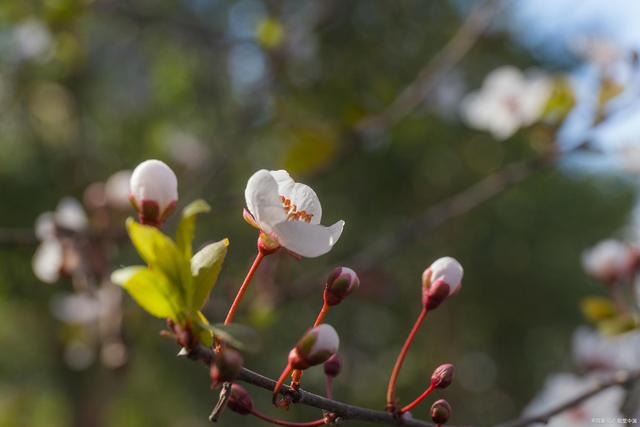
[280,196,313,223]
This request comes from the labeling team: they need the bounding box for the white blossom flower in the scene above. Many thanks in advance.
[244,169,344,258]
[423,256,464,296]
[13,19,52,61]
[461,66,553,140]
[523,373,623,427]
[129,160,178,225]
[582,239,636,282]
[573,327,640,372]
[55,197,88,232]
[50,293,103,324]
[105,170,132,210]
[32,238,64,283]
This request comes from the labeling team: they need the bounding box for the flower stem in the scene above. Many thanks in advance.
[273,363,294,405]
[224,250,265,325]
[250,409,326,426]
[399,384,435,414]
[290,302,331,389]
[386,305,428,412]
[325,376,334,400]
[313,302,330,327]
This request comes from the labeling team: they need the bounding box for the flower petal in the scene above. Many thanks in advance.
[245,170,286,232]
[270,170,295,195]
[272,220,344,258]
[288,183,322,224]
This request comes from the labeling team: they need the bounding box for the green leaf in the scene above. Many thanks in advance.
[111,266,183,319]
[208,323,260,353]
[176,199,211,260]
[190,239,229,311]
[126,218,191,302]
[581,296,617,323]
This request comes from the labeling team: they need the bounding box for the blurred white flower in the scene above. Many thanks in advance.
[461,66,553,140]
[244,169,344,257]
[32,238,64,283]
[523,373,623,427]
[571,36,622,70]
[55,197,88,232]
[582,239,637,283]
[105,170,132,210]
[573,327,640,371]
[50,293,103,324]
[13,19,52,61]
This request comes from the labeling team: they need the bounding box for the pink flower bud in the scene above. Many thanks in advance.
[430,399,451,424]
[324,267,360,306]
[289,324,340,370]
[209,348,243,389]
[129,160,178,226]
[323,353,342,377]
[227,384,253,415]
[422,257,463,307]
[431,363,454,389]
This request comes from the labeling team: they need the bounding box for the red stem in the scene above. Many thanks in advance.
[290,302,331,388]
[400,384,435,414]
[313,302,330,327]
[273,363,293,404]
[250,409,326,427]
[325,376,334,400]
[386,305,428,411]
[224,251,265,325]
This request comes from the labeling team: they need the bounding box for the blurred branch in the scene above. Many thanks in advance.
[349,148,557,272]
[189,345,443,427]
[356,0,504,133]
[496,369,640,427]
[0,228,37,246]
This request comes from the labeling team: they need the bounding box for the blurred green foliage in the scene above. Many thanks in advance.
[0,1,635,426]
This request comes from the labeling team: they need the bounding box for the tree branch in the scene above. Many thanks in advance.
[188,345,443,427]
[495,369,640,427]
[356,0,504,133]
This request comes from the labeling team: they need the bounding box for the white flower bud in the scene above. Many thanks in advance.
[424,256,464,295]
[129,160,178,225]
[289,324,340,369]
[55,197,88,232]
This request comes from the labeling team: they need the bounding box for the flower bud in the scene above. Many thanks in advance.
[289,324,339,370]
[129,160,178,226]
[209,348,243,388]
[323,353,342,377]
[324,267,359,306]
[422,257,463,308]
[227,384,253,415]
[431,363,454,389]
[430,399,451,424]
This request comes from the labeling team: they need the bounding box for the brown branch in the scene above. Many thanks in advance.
[496,370,640,427]
[356,0,504,133]
[187,345,449,427]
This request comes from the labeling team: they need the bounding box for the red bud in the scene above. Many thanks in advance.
[430,399,451,424]
[227,384,253,415]
[431,363,454,389]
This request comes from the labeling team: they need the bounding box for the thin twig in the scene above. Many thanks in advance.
[496,370,640,427]
[356,0,504,133]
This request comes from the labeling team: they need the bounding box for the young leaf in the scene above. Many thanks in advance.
[581,296,617,323]
[209,323,260,353]
[190,239,229,311]
[126,218,191,301]
[176,199,211,259]
[111,266,183,319]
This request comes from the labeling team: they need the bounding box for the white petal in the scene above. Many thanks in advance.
[309,324,340,356]
[33,239,63,283]
[270,170,295,195]
[429,257,463,294]
[273,220,344,258]
[245,170,286,232]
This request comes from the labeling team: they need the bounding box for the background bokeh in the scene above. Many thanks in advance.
[1,1,638,426]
